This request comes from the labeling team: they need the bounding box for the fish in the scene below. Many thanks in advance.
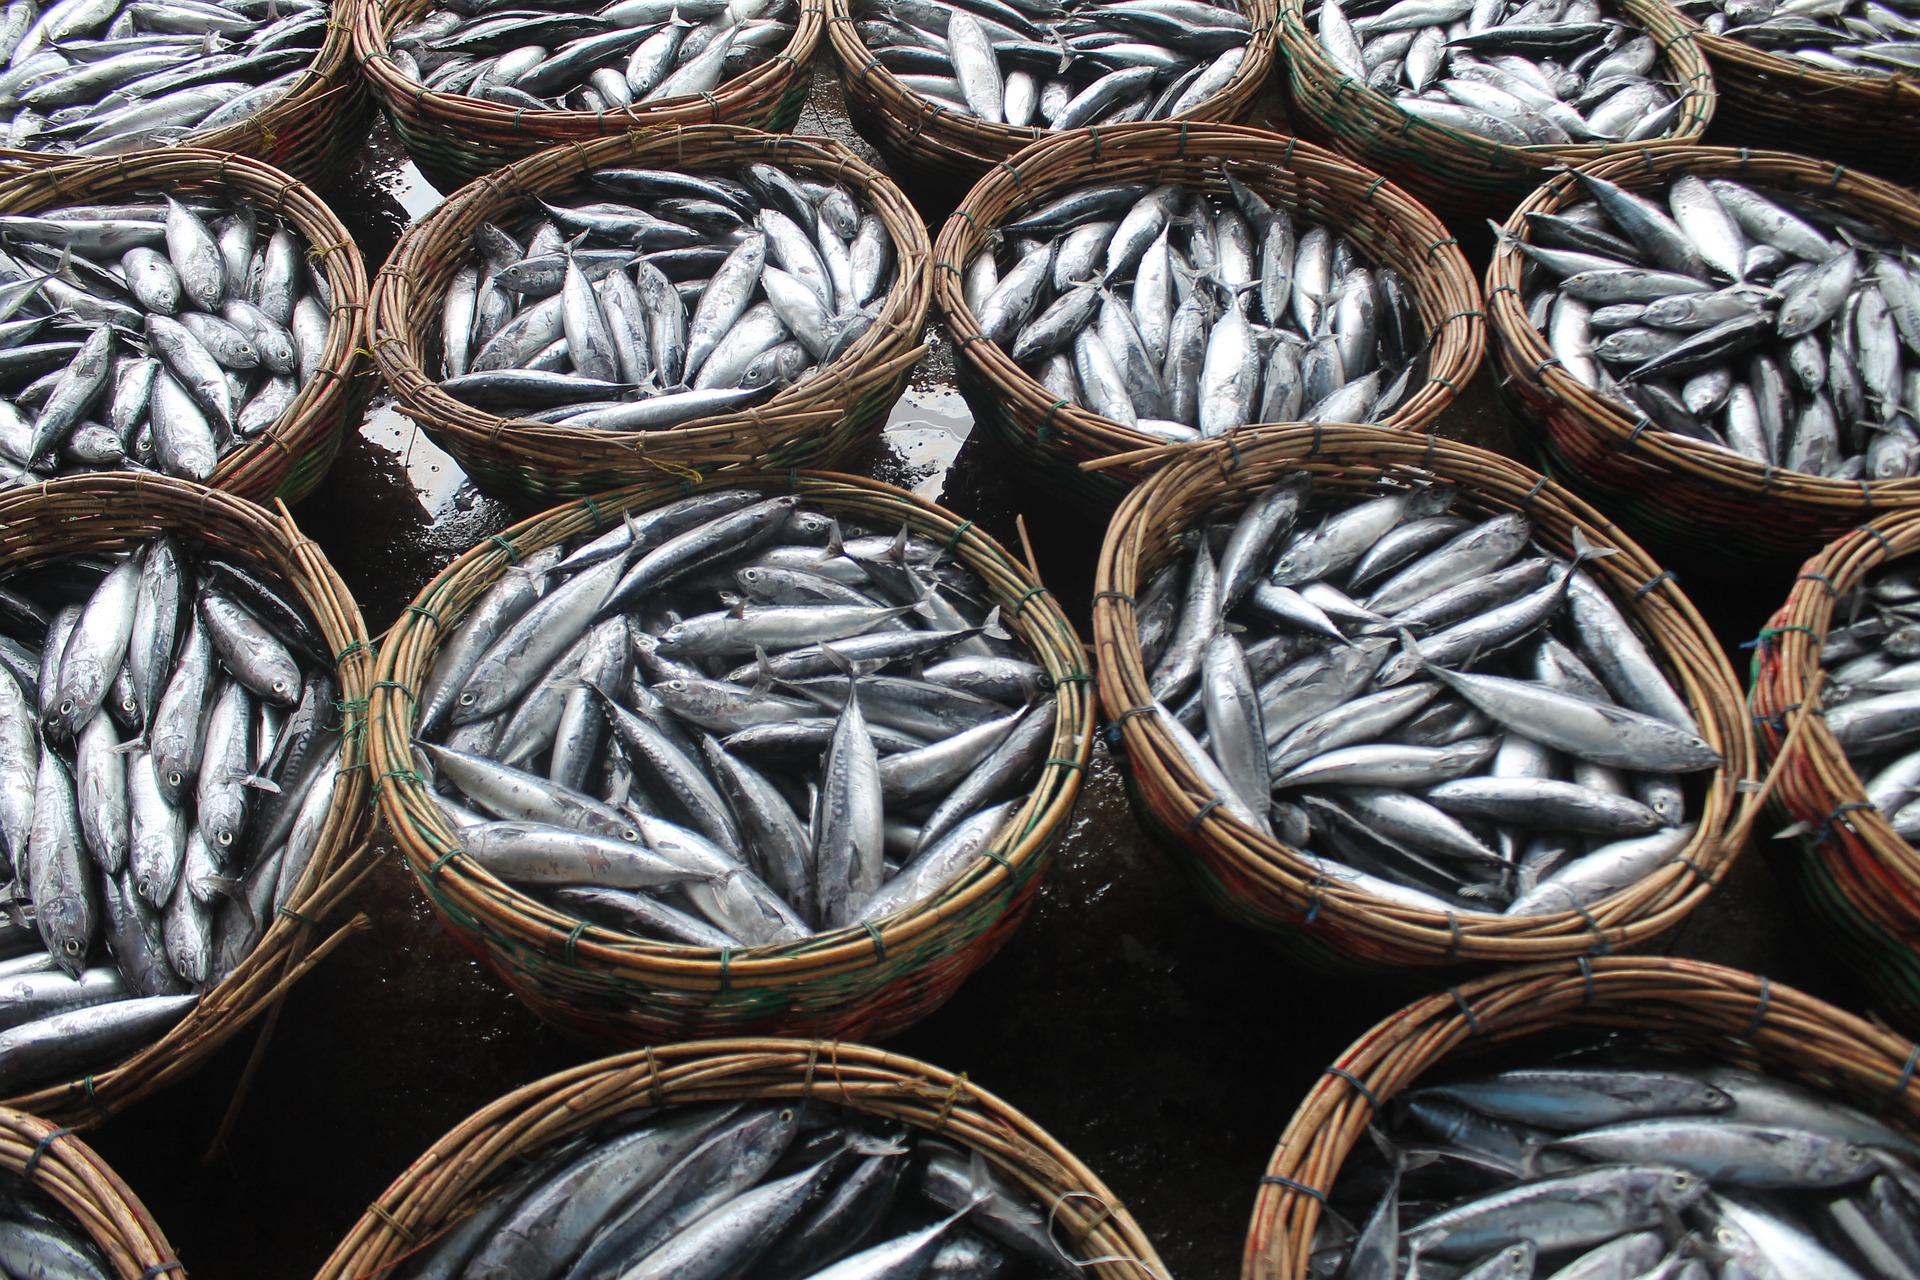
[850,0,1252,129]
[0,530,346,1093]
[966,180,1428,438]
[0,192,329,488]
[1313,0,1692,146]
[415,488,1057,946]
[1138,471,1711,917]
[1673,0,1920,76]
[438,166,898,426]
[1511,171,1920,480]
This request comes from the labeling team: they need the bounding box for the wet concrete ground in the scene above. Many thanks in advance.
[73,71,1863,1280]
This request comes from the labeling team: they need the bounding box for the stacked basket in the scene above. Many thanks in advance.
[1092,425,1757,972]
[0,1109,181,1279]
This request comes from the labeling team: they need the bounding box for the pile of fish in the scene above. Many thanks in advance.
[436,164,898,432]
[0,535,343,1094]
[0,0,327,155]
[849,0,1250,129]
[1311,0,1693,146]
[402,1101,1075,1280]
[413,488,1056,945]
[1515,170,1920,479]
[1138,471,1722,915]
[1811,559,1920,844]
[963,180,1427,441]
[0,194,332,488]
[1672,0,1920,76]
[1315,1058,1920,1280]
[0,1176,115,1280]
[390,0,795,112]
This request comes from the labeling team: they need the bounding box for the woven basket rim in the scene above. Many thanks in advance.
[931,121,1486,481]
[1651,0,1920,97]
[1272,0,1718,170]
[822,0,1279,168]
[0,472,376,1128]
[1487,144,1920,511]
[0,149,368,505]
[1089,423,1760,963]
[0,1107,178,1279]
[367,466,1094,979]
[367,124,932,494]
[1242,955,1920,1280]
[351,0,825,132]
[311,1037,1169,1280]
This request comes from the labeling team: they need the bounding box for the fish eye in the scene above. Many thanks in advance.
[274,680,288,694]
[621,829,638,842]
[63,939,80,955]
[218,831,232,847]
[778,1108,795,1123]
[59,699,73,715]
[459,692,475,705]
[1672,1173,1691,1188]
[168,771,183,787]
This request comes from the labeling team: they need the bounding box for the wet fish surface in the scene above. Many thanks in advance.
[1135,470,1718,917]
[413,487,1059,943]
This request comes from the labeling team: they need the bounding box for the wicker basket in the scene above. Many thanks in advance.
[1751,510,1920,1036]
[314,1039,1167,1280]
[369,127,933,508]
[1245,956,1920,1280]
[0,151,370,506]
[0,474,376,1129]
[369,470,1093,1044]
[825,0,1276,186]
[0,13,371,183]
[0,1109,180,1279]
[1273,0,1716,219]
[1653,1,1920,187]
[350,0,822,189]
[934,123,1484,512]
[1091,424,1758,972]
[1488,146,1920,564]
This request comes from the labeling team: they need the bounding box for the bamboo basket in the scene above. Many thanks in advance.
[1091,424,1758,973]
[1751,510,1920,1036]
[0,474,377,1129]
[314,1039,1167,1280]
[935,123,1484,512]
[1245,957,1920,1280]
[1652,0,1920,187]
[369,127,933,508]
[350,0,823,189]
[0,151,370,506]
[368,470,1094,1044]
[1273,0,1716,219]
[0,11,371,183]
[1488,146,1920,563]
[0,1109,180,1279]
[824,0,1277,186]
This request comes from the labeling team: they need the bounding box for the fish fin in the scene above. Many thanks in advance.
[821,518,845,560]
[106,735,147,755]
[241,772,282,794]
[1568,526,1618,567]
[749,646,775,697]
[848,1132,911,1157]
[979,605,1010,641]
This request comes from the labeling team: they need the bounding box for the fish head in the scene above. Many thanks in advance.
[1651,1166,1708,1210]
[40,896,89,976]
